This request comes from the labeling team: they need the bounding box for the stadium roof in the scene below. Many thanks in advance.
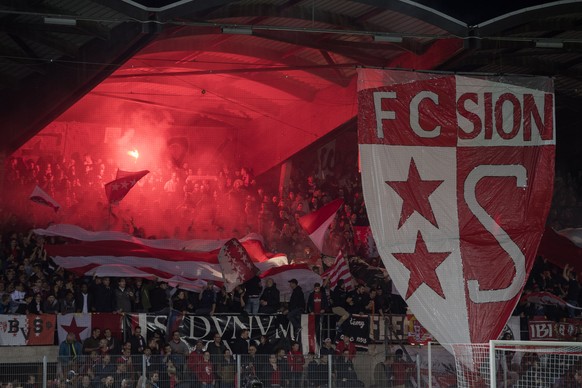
[2,0,582,172]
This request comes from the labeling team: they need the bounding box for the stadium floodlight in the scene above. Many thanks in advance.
[222,27,253,35]
[44,17,77,26]
[374,35,403,43]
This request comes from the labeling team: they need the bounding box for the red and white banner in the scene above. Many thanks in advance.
[259,263,321,301]
[298,199,343,253]
[29,185,60,212]
[321,251,354,291]
[218,238,259,292]
[0,314,55,346]
[57,313,123,344]
[358,69,555,350]
[529,319,579,341]
[521,291,582,310]
[34,224,287,290]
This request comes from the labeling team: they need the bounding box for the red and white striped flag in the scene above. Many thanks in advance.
[29,185,60,212]
[105,169,149,204]
[298,199,343,253]
[321,250,354,290]
[34,224,287,291]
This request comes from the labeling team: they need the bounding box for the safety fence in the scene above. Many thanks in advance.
[0,350,445,388]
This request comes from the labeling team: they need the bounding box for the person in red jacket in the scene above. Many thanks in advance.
[196,351,215,388]
[335,336,356,360]
[288,341,305,388]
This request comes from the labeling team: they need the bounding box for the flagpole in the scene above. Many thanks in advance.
[107,202,111,230]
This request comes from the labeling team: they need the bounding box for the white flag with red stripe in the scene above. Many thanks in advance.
[298,199,343,253]
[321,251,354,290]
[34,224,287,290]
[259,263,321,301]
[29,185,60,212]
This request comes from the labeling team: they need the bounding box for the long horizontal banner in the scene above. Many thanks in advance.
[529,319,578,341]
[0,314,56,346]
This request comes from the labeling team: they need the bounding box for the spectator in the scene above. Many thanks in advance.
[168,330,188,366]
[259,278,280,314]
[243,276,262,314]
[60,290,76,314]
[103,328,119,354]
[129,326,147,355]
[82,328,102,355]
[58,332,82,375]
[307,283,328,315]
[93,277,114,313]
[335,350,364,388]
[335,336,356,360]
[28,293,43,314]
[207,333,227,364]
[287,279,305,334]
[113,278,134,313]
[75,283,93,313]
[217,349,236,388]
[231,328,252,355]
[319,338,335,356]
[196,281,217,315]
[93,355,115,385]
[288,341,305,388]
[150,282,170,314]
[43,294,59,314]
[196,351,215,388]
[330,280,349,333]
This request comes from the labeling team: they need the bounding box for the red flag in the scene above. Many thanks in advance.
[34,224,287,288]
[57,313,123,343]
[104,169,149,204]
[298,199,343,253]
[29,185,60,212]
[537,227,582,274]
[218,238,259,292]
[321,250,354,291]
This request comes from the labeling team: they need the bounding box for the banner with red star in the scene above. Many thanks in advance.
[358,69,555,351]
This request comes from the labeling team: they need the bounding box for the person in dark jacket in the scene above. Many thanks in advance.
[259,278,280,314]
[287,279,305,333]
[330,280,349,333]
[149,282,170,314]
[93,277,114,313]
[335,350,364,388]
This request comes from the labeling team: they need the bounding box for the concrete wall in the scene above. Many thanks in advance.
[0,346,58,363]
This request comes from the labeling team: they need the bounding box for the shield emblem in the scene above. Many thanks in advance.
[357,69,555,349]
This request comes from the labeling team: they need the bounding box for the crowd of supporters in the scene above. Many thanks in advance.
[1,148,582,387]
[51,326,397,388]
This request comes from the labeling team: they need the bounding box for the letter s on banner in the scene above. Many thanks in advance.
[464,165,527,303]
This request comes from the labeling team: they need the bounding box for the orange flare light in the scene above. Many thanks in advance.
[127,149,139,160]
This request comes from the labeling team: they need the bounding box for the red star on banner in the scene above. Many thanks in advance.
[60,316,88,342]
[393,231,450,299]
[386,158,444,228]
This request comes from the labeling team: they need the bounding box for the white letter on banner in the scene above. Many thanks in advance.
[464,165,527,303]
[410,91,441,138]
[190,316,211,340]
[374,91,397,139]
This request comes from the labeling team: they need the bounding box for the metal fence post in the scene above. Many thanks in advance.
[416,354,421,387]
[328,354,332,387]
[142,354,146,388]
[428,341,432,388]
[42,355,47,388]
[236,354,241,388]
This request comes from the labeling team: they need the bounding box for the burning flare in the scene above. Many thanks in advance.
[127,149,139,160]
